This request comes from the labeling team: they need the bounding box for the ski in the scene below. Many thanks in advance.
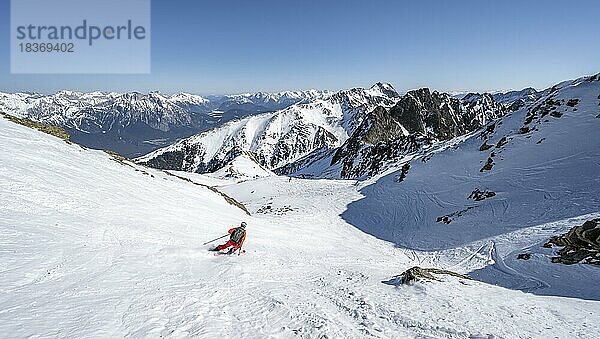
[213,249,246,256]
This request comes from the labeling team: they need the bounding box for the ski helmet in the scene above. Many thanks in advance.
[241,221,247,228]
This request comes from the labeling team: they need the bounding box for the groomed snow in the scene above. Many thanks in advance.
[2,115,600,338]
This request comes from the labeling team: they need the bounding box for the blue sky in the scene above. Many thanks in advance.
[1,0,599,94]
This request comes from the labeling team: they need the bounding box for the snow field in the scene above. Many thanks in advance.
[2,78,600,339]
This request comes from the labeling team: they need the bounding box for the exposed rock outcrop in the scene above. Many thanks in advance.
[468,189,496,201]
[384,267,472,285]
[332,88,506,178]
[331,106,423,178]
[544,219,600,266]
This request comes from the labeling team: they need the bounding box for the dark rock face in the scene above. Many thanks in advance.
[519,126,531,134]
[508,99,527,111]
[391,88,467,139]
[388,89,505,139]
[587,73,600,82]
[337,135,424,179]
[544,219,600,266]
[523,95,565,129]
[479,123,496,140]
[331,106,415,178]
[331,106,425,178]
[140,141,202,172]
[332,88,506,178]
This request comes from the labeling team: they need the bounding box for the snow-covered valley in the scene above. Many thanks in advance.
[1,74,600,338]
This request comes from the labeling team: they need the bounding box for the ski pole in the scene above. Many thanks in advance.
[202,234,228,245]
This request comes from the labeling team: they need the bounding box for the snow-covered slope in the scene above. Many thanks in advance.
[338,75,600,291]
[344,75,599,247]
[0,116,252,336]
[137,83,400,173]
[2,98,600,337]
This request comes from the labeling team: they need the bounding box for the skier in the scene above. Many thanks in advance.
[212,222,247,253]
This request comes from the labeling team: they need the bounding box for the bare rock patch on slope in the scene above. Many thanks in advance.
[544,218,600,266]
[383,267,472,285]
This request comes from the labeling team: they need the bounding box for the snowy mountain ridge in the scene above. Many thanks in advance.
[0,89,330,157]
[221,89,332,107]
[326,88,507,178]
[462,87,543,112]
[138,82,510,178]
[136,83,401,173]
[0,84,540,160]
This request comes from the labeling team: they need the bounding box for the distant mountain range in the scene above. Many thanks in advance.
[0,89,330,157]
[137,82,543,179]
[0,84,541,162]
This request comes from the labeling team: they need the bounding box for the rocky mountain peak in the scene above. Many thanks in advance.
[370,82,400,98]
[136,83,402,174]
[328,88,507,178]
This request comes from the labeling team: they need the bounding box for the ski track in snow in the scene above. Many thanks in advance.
[1,114,600,338]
